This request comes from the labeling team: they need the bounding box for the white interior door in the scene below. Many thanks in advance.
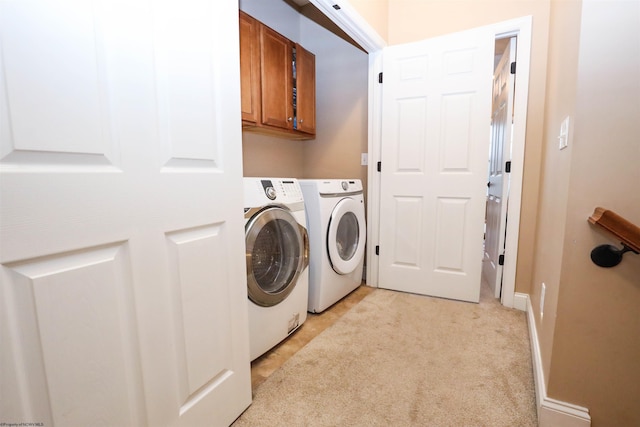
[0,1,251,426]
[482,38,516,298]
[378,25,494,303]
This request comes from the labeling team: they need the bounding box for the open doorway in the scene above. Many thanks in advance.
[483,36,517,299]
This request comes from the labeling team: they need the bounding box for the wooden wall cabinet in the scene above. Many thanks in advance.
[295,43,316,135]
[260,24,294,130]
[239,11,316,139]
[239,11,260,124]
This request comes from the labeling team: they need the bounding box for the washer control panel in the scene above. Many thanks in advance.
[254,178,303,203]
[262,181,277,200]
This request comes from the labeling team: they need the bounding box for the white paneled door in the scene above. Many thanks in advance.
[379,26,494,303]
[483,38,516,298]
[0,1,251,426]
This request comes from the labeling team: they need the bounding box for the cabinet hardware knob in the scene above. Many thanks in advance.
[287,117,292,121]
[299,119,304,123]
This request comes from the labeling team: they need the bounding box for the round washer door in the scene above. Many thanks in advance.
[245,207,306,307]
[327,197,366,275]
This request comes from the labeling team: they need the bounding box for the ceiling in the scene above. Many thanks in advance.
[282,0,511,59]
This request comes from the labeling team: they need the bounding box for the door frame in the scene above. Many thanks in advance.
[309,0,531,309]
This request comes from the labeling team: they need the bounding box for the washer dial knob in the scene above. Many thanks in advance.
[265,186,277,200]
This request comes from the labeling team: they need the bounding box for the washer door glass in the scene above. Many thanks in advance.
[327,197,366,275]
[245,207,304,307]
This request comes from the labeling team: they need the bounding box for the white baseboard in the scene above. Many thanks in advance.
[513,292,528,311]
[525,295,591,427]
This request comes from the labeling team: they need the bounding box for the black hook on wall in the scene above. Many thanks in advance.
[590,243,639,268]
[588,207,640,268]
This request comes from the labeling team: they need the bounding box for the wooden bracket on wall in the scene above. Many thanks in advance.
[588,207,640,267]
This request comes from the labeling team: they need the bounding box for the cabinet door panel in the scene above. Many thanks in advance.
[260,25,293,129]
[295,43,316,135]
[239,11,260,124]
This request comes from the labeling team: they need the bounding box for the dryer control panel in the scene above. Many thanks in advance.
[315,179,363,196]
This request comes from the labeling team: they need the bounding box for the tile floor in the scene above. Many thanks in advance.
[250,284,375,390]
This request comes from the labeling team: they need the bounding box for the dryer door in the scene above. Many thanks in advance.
[245,207,306,307]
[327,197,366,275]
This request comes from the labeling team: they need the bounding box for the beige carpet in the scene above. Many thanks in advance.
[233,285,537,426]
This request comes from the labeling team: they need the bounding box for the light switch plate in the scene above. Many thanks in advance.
[361,153,368,166]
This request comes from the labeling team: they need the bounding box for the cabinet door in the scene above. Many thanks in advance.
[295,43,316,135]
[239,11,260,124]
[260,25,293,129]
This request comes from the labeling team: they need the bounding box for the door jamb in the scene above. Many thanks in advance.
[308,0,531,309]
[491,17,532,308]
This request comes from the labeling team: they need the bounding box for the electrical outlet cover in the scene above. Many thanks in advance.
[559,116,570,150]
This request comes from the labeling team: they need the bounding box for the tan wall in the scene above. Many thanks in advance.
[544,1,640,424]
[349,0,389,41]
[300,14,369,192]
[531,0,582,391]
[242,133,306,178]
[377,0,552,296]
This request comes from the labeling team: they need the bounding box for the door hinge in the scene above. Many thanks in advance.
[378,72,383,83]
[498,254,505,266]
[377,161,381,172]
[505,161,511,173]
[375,245,380,255]
[510,62,516,74]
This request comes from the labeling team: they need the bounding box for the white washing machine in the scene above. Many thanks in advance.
[299,179,366,313]
[244,177,309,361]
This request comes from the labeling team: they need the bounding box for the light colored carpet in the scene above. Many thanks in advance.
[232,285,537,426]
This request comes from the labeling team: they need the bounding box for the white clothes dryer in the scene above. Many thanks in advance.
[244,178,309,361]
[299,179,366,313]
